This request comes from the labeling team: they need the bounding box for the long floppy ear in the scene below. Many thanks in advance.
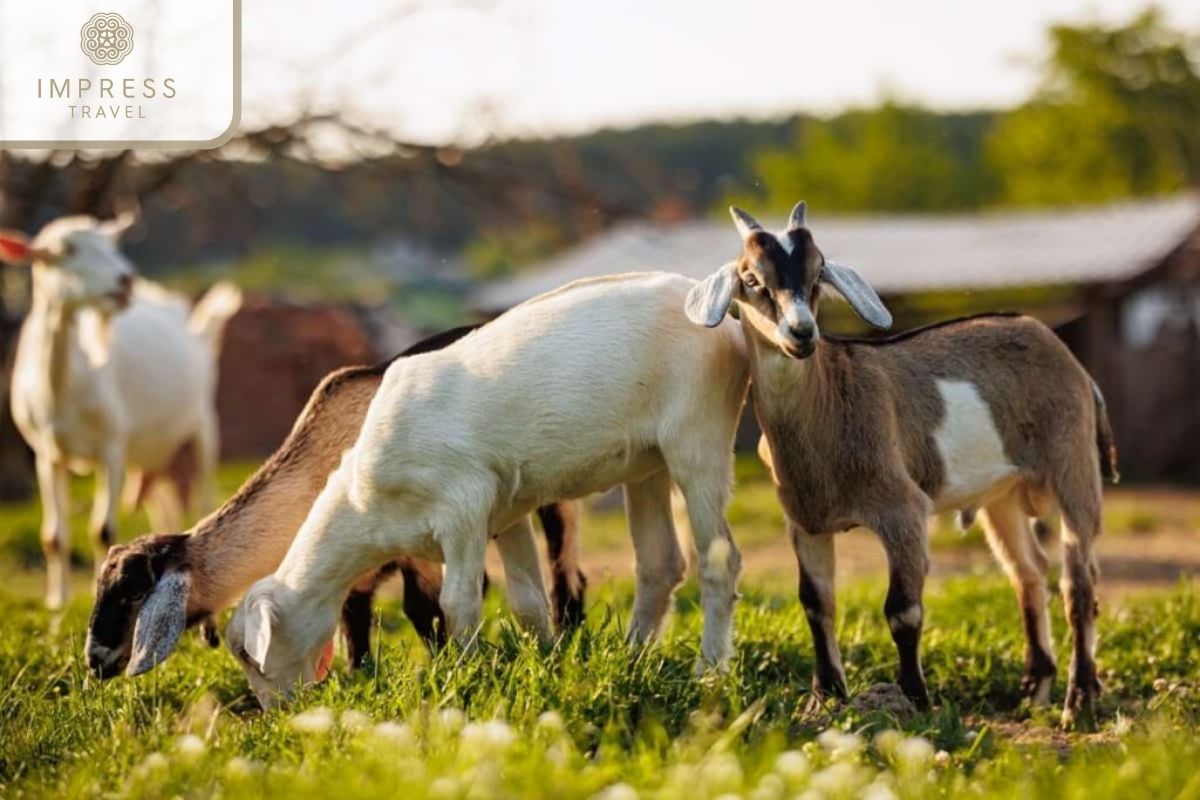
[99,209,138,241]
[0,230,32,265]
[244,594,275,672]
[685,262,739,327]
[788,201,808,231]
[127,571,190,676]
[821,260,893,330]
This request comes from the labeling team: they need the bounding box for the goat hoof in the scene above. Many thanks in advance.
[199,617,220,648]
[803,692,834,717]
[1061,682,1101,731]
[899,679,930,710]
[1020,673,1055,707]
[803,677,850,717]
[693,655,732,678]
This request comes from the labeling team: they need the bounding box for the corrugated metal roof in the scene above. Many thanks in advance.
[473,194,1200,310]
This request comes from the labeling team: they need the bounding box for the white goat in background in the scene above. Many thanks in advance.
[0,215,242,609]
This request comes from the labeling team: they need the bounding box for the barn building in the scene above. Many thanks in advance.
[474,195,1200,483]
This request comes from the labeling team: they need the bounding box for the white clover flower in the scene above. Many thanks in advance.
[536,710,566,733]
[438,708,467,733]
[547,741,571,766]
[175,734,206,762]
[340,709,371,731]
[290,707,335,735]
[700,752,744,793]
[460,720,516,754]
[224,756,263,779]
[429,776,461,799]
[774,750,811,783]
[862,780,898,800]
[749,773,786,800]
[810,761,871,796]
[596,782,639,800]
[873,729,904,756]
[817,728,864,760]
[894,736,934,767]
[143,752,169,772]
[466,760,503,796]
[934,750,951,767]
[371,721,415,747]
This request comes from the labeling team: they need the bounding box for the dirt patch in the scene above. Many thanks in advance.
[557,526,1199,601]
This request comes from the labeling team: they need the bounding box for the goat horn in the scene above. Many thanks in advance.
[788,201,808,230]
[729,206,763,240]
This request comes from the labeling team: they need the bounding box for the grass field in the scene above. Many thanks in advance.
[0,459,1197,798]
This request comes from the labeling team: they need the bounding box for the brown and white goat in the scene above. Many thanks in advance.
[686,201,1118,728]
[86,325,584,679]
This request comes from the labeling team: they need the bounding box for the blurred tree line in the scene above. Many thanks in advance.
[5,11,1191,288]
[748,9,1200,212]
[1,8,1196,498]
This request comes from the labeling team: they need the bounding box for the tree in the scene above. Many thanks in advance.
[741,103,997,213]
[988,9,1200,205]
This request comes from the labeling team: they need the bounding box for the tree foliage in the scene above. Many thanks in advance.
[745,9,1200,213]
[988,8,1200,206]
[746,104,996,212]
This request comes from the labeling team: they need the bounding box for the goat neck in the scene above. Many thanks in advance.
[24,275,80,415]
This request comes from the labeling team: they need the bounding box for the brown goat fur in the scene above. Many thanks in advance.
[693,202,1115,729]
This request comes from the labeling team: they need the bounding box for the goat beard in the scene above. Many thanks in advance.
[314,639,335,683]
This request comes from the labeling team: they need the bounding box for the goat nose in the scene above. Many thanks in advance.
[119,273,133,289]
[87,651,107,676]
[789,322,815,341]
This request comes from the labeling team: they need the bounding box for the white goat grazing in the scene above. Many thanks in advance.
[0,215,242,609]
[226,272,750,708]
[85,323,581,681]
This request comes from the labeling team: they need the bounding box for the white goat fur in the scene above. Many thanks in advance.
[227,272,750,707]
[4,216,241,609]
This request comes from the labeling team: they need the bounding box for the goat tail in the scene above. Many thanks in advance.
[188,281,243,358]
[1091,379,1120,485]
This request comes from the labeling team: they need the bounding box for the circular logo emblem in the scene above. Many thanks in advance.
[80,12,134,66]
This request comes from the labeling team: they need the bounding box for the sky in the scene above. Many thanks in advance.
[242,0,1200,144]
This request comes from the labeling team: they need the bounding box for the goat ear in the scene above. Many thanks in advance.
[685,262,739,327]
[99,209,138,241]
[821,260,893,330]
[729,206,763,241]
[0,230,31,265]
[244,595,275,672]
[127,571,190,676]
[788,201,808,231]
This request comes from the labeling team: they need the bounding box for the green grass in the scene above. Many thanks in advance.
[0,576,1197,797]
[0,458,1197,798]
